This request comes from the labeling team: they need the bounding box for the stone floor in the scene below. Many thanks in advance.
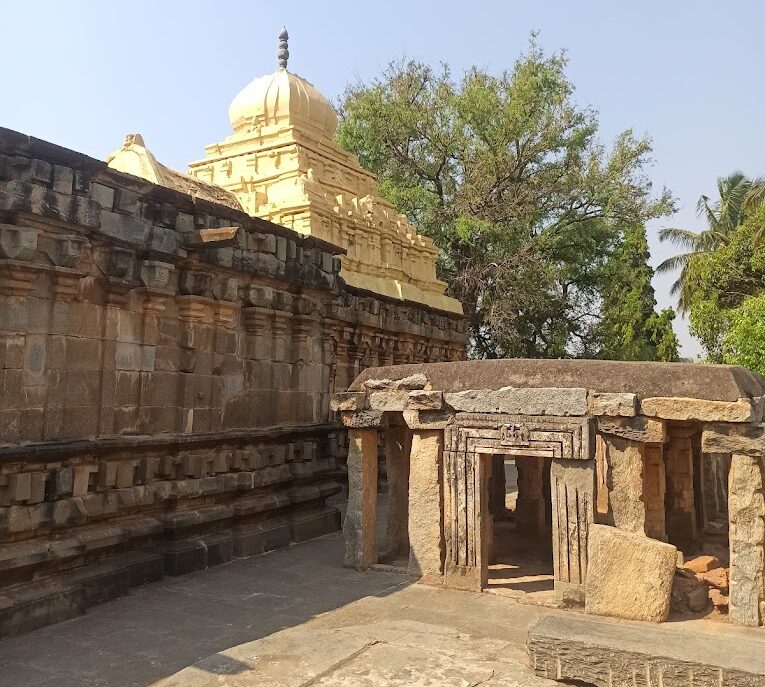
[0,532,558,687]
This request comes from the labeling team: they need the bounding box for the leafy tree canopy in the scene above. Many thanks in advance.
[336,38,676,359]
[685,205,765,368]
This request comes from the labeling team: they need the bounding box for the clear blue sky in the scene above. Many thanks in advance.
[3,1,764,356]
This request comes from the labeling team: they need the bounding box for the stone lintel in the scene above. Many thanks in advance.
[403,409,454,430]
[367,390,410,412]
[340,410,384,429]
[702,422,765,457]
[329,392,367,412]
[597,415,666,444]
[640,396,759,423]
[443,387,587,416]
[589,392,637,417]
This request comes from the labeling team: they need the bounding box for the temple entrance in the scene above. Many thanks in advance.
[484,455,555,603]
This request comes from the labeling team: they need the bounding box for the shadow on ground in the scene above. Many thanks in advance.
[0,533,411,687]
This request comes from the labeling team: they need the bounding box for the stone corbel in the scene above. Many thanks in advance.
[179,269,213,298]
[0,224,39,261]
[176,294,213,323]
[50,234,87,269]
[136,260,175,313]
[702,422,765,457]
[98,246,138,305]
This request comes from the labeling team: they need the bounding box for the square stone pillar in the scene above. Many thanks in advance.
[664,427,698,548]
[643,445,667,541]
[601,436,646,535]
[729,453,765,627]
[344,428,378,569]
[385,422,412,561]
[407,429,444,582]
[516,456,546,535]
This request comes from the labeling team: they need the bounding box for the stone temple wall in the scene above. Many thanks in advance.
[0,129,466,636]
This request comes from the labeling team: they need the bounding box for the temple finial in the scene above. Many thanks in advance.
[277,26,289,69]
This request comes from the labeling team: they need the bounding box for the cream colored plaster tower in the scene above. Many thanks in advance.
[187,28,462,314]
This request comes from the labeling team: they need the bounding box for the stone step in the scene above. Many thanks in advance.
[528,613,765,686]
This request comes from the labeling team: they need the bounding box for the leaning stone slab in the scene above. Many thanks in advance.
[640,396,757,423]
[407,390,443,411]
[403,409,454,430]
[340,410,384,428]
[597,415,665,444]
[444,387,587,416]
[329,392,367,412]
[589,392,636,417]
[528,613,765,687]
[585,524,676,623]
[368,391,409,412]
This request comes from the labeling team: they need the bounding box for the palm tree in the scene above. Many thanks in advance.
[658,172,761,312]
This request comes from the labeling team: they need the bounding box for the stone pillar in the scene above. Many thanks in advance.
[516,456,545,535]
[407,429,444,582]
[344,428,378,569]
[384,422,412,562]
[728,454,765,627]
[489,454,507,520]
[602,436,646,535]
[643,445,667,541]
[703,453,731,525]
[664,426,698,548]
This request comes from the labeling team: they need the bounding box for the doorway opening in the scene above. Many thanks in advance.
[484,454,555,603]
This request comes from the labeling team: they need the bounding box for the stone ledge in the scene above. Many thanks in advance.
[528,614,765,686]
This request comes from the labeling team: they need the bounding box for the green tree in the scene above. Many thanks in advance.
[337,40,675,359]
[722,295,765,374]
[658,172,760,312]
[599,224,679,361]
[684,205,765,363]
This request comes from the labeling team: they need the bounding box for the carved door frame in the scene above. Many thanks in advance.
[443,413,595,600]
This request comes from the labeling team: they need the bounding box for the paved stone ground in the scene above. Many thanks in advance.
[0,532,556,687]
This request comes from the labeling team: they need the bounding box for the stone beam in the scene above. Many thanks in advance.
[444,387,587,416]
[703,422,765,457]
[640,397,760,423]
[597,415,666,444]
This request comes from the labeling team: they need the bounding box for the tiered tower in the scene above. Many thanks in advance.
[186,28,462,314]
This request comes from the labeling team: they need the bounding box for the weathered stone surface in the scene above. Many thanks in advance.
[684,555,720,574]
[329,392,366,412]
[344,429,378,570]
[640,396,757,422]
[601,436,645,534]
[363,378,395,390]
[528,613,765,687]
[585,524,676,622]
[367,390,409,412]
[351,358,765,402]
[589,392,637,416]
[402,408,453,430]
[597,414,666,444]
[728,453,765,626]
[703,421,765,457]
[340,409,384,428]
[397,373,428,390]
[444,387,587,416]
[407,430,444,581]
[406,390,443,410]
[384,424,411,561]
